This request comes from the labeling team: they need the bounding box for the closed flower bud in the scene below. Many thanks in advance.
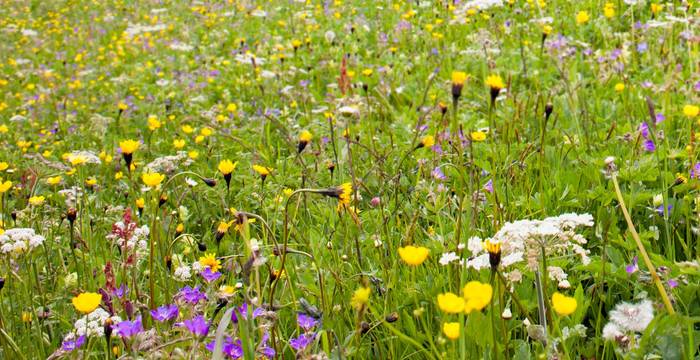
[159,194,168,207]
[67,208,77,224]
[203,178,217,187]
[545,103,553,121]
[360,321,370,334]
[197,242,207,252]
[385,312,399,323]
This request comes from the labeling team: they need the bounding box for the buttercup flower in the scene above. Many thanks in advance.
[437,292,465,313]
[443,322,460,340]
[398,245,429,266]
[72,292,102,314]
[552,292,577,316]
[463,281,493,313]
[351,286,371,310]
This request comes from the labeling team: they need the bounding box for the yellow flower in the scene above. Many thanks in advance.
[135,197,145,209]
[201,127,213,137]
[173,139,186,149]
[337,182,353,205]
[471,131,486,142]
[188,150,199,160]
[683,105,699,118]
[85,177,97,186]
[462,281,493,313]
[119,139,140,155]
[603,3,615,18]
[199,253,221,272]
[226,103,238,113]
[0,180,12,193]
[542,24,553,35]
[451,71,468,85]
[21,311,32,323]
[283,188,294,197]
[576,11,590,25]
[0,125,8,133]
[552,292,577,316]
[397,245,429,266]
[252,165,272,178]
[420,135,435,149]
[614,82,625,92]
[650,3,663,15]
[142,172,165,187]
[182,125,195,134]
[485,75,505,90]
[68,154,88,166]
[350,286,371,310]
[218,160,238,175]
[0,162,8,171]
[299,130,313,143]
[443,322,460,340]
[114,171,123,180]
[437,292,466,313]
[118,102,128,111]
[28,196,45,206]
[72,292,102,314]
[147,115,161,131]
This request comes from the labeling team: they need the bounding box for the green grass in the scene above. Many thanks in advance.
[0,0,698,358]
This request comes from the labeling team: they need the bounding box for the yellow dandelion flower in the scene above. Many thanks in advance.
[552,292,577,316]
[199,253,221,272]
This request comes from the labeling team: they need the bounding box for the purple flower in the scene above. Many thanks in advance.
[258,333,275,358]
[668,279,679,288]
[691,163,700,180]
[638,122,649,138]
[636,42,648,53]
[206,337,243,359]
[625,256,638,274]
[655,113,665,124]
[61,335,86,351]
[643,139,655,152]
[483,179,494,193]
[115,316,143,338]
[655,204,672,216]
[200,267,222,283]
[289,333,315,351]
[231,303,264,323]
[177,285,207,304]
[151,304,178,322]
[183,315,210,337]
[297,313,319,331]
[114,284,128,299]
[431,167,447,181]
[694,80,700,92]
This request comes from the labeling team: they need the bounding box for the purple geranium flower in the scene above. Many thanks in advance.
[231,303,264,323]
[61,335,86,351]
[200,267,222,283]
[206,337,243,359]
[151,304,179,322]
[114,284,129,299]
[177,285,207,304]
[638,122,649,138]
[625,256,638,274]
[643,139,655,152]
[431,167,447,181]
[289,333,315,351]
[183,315,210,337]
[258,333,275,358]
[297,313,319,331]
[655,204,672,216]
[483,179,494,193]
[668,279,679,288]
[115,316,143,338]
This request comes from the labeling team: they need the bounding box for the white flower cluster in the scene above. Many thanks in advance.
[466,213,594,271]
[144,151,193,175]
[106,223,149,260]
[171,254,196,282]
[63,308,122,341]
[602,300,654,350]
[0,228,45,255]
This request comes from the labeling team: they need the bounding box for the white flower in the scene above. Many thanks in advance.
[0,228,45,255]
[439,252,459,266]
[174,265,192,281]
[608,299,654,333]
[602,322,623,340]
[467,236,483,255]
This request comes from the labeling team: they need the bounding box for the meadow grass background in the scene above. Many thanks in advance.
[0,0,698,359]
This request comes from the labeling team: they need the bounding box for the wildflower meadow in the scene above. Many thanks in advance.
[0,0,699,359]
